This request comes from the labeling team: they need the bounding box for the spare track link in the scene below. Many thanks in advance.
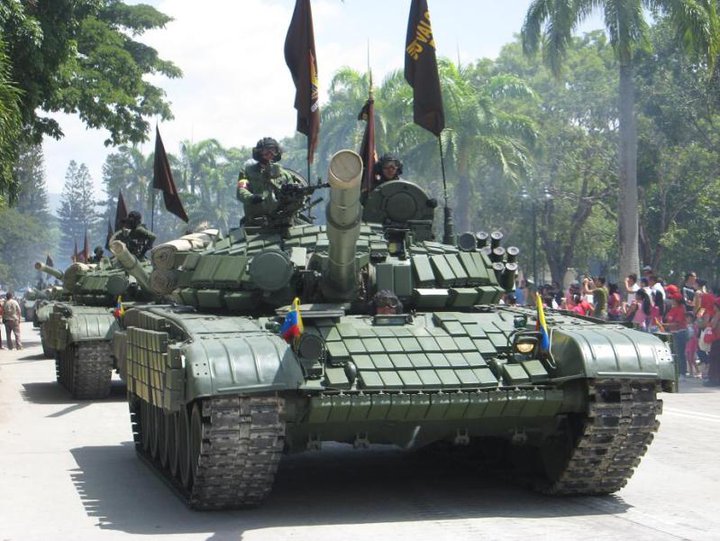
[545,379,662,495]
[132,395,285,510]
[59,342,114,399]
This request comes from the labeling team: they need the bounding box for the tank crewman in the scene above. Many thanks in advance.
[372,289,403,315]
[110,211,156,260]
[88,246,105,264]
[236,137,303,223]
[373,153,403,184]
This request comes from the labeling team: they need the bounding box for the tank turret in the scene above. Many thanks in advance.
[34,262,64,282]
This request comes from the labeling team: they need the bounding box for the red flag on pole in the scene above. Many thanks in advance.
[284,0,320,164]
[358,92,378,194]
[105,220,114,250]
[82,231,90,263]
[153,126,189,223]
[115,190,128,230]
[404,0,445,136]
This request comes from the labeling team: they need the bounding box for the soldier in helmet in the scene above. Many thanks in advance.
[236,137,303,224]
[373,154,403,184]
[88,246,105,264]
[111,211,156,259]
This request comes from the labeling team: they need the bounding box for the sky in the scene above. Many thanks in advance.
[41,0,604,197]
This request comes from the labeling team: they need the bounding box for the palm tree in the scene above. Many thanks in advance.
[522,0,719,282]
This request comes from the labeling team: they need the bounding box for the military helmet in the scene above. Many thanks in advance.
[374,153,403,178]
[127,211,142,227]
[252,137,282,162]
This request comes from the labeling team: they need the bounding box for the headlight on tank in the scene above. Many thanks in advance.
[511,334,539,359]
[515,340,536,354]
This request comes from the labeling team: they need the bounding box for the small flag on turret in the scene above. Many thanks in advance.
[280,297,304,343]
[113,296,125,319]
[535,292,550,352]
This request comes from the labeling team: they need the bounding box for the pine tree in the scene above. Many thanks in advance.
[58,161,98,265]
[14,143,51,221]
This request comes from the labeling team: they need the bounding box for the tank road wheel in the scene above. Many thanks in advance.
[190,403,203,482]
[537,380,662,495]
[140,401,152,454]
[168,412,179,478]
[177,405,192,489]
[149,406,160,460]
[158,410,171,469]
[44,345,56,359]
[69,342,113,400]
[187,396,286,510]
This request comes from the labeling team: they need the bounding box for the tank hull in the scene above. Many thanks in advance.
[116,304,672,509]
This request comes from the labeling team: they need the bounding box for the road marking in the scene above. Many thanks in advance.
[663,407,720,423]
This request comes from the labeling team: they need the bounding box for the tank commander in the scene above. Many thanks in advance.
[111,211,156,260]
[236,137,304,224]
[88,246,105,264]
[374,153,403,185]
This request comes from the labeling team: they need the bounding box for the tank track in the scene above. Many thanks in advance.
[131,395,285,510]
[56,342,113,400]
[542,379,662,495]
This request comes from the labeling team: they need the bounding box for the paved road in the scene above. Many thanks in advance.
[1,321,718,541]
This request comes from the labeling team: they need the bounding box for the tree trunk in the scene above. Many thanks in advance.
[617,61,640,285]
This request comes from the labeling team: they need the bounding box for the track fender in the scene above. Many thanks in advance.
[550,326,675,381]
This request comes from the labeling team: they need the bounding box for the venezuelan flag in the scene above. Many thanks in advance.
[280,297,304,342]
[535,292,550,352]
[113,295,125,318]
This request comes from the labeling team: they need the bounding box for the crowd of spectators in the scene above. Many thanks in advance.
[511,267,720,386]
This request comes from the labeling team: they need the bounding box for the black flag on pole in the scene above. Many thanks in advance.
[284,0,320,164]
[358,94,378,194]
[153,126,189,223]
[115,190,128,230]
[105,220,114,250]
[404,0,445,136]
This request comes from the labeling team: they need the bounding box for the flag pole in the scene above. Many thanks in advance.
[438,134,454,244]
[151,189,156,232]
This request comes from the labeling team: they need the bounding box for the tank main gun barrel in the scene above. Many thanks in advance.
[109,240,152,292]
[323,150,364,300]
[34,262,64,281]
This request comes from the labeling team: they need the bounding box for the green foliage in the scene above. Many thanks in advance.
[1,0,180,146]
[0,38,22,201]
[0,148,56,287]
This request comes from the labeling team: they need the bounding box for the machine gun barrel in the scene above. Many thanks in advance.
[109,240,152,293]
[323,150,364,300]
[34,262,64,281]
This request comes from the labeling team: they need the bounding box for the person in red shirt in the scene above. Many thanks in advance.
[664,289,689,376]
[570,293,594,316]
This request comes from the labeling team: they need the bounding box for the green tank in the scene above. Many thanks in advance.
[34,264,72,358]
[114,150,675,510]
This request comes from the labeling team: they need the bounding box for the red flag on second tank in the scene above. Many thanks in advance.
[153,127,189,223]
[115,190,128,230]
[285,0,320,164]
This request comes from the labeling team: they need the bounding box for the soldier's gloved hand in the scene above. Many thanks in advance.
[250,194,263,204]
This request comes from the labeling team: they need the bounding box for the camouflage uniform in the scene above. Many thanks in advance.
[236,162,302,223]
[111,225,156,259]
